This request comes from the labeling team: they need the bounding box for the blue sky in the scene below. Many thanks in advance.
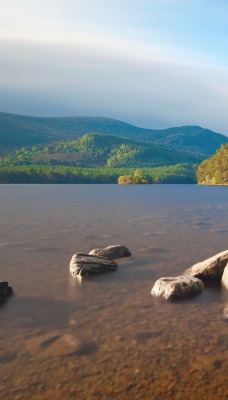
[1,0,228,134]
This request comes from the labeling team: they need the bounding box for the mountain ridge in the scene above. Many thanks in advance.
[0,111,227,159]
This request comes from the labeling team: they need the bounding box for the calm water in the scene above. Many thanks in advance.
[0,185,227,400]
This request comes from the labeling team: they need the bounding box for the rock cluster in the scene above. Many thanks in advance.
[151,250,228,305]
[0,282,13,303]
[69,245,228,319]
[70,245,131,278]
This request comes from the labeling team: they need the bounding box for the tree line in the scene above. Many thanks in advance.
[0,164,197,184]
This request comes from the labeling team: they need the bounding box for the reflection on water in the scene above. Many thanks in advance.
[0,185,227,400]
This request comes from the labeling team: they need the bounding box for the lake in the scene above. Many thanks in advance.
[0,184,227,400]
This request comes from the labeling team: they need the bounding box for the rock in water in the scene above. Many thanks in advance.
[89,245,131,260]
[151,275,204,300]
[223,304,228,320]
[221,263,228,290]
[185,250,228,282]
[0,282,13,303]
[70,253,118,277]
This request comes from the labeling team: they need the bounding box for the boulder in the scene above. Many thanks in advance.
[70,253,118,277]
[89,245,131,260]
[0,282,13,303]
[221,263,228,290]
[151,275,204,300]
[223,304,228,320]
[185,250,228,282]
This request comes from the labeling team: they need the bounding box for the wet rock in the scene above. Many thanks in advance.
[221,264,228,290]
[185,250,228,282]
[70,253,118,277]
[89,245,131,260]
[0,282,13,303]
[223,304,228,320]
[151,275,204,300]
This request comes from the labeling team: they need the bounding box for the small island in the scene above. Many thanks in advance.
[118,169,150,184]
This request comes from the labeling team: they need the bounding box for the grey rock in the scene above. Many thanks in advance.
[151,275,204,300]
[70,253,118,277]
[221,263,228,290]
[89,245,131,260]
[223,304,228,320]
[0,282,13,302]
[185,250,228,282]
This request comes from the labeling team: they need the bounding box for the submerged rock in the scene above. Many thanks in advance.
[151,275,204,300]
[0,282,13,303]
[221,264,228,290]
[223,304,228,320]
[70,253,118,277]
[89,245,131,260]
[185,250,228,282]
[25,332,83,357]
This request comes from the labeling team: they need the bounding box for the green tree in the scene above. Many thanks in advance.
[197,144,228,185]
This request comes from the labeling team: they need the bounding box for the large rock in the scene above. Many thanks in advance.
[0,282,13,303]
[70,253,118,277]
[223,304,228,320]
[89,245,131,260]
[151,275,204,300]
[221,263,228,289]
[185,250,228,282]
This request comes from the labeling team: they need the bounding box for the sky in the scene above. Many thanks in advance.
[1,0,228,134]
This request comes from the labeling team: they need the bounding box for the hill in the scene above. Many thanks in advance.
[0,112,227,159]
[0,112,144,149]
[148,126,228,157]
[0,133,201,168]
[197,144,228,185]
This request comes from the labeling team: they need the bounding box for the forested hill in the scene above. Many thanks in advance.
[197,144,228,185]
[0,112,227,158]
[0,133,201,169]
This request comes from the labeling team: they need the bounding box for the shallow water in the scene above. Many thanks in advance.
[0,185,227,400]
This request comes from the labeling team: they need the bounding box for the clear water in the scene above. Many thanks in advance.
[0,185,227,400]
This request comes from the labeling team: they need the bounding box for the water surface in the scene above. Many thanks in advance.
[0,185,227,400]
